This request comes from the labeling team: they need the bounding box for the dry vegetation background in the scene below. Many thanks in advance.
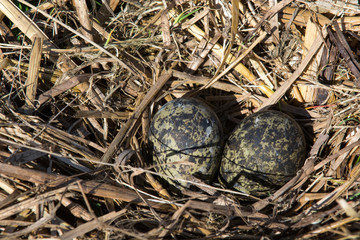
[0,0,360,239]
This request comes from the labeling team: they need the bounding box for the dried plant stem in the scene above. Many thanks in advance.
[25,37,43,109]
[100,71,173,164]
[0,0,52,46]
[60,210,131,240]
[0,163,268,219]
[186,23,273,97]
[257,28,328,111]
[17,0,138,77]
[200,31,270,94]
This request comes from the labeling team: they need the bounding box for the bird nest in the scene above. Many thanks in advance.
[0,0,360,239]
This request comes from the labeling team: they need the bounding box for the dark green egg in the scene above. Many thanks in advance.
[220,110,306,197]
[148,98,222,188]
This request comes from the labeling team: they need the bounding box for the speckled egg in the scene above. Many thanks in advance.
[148,98,222,188]
[220,110,306,197]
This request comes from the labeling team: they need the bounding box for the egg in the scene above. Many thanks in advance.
[148,98,223,188]
[220,110,306,197]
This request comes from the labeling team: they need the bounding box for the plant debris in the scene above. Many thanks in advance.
[0,0,360,239]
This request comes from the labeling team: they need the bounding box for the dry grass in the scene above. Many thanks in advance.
[0,0,360,239]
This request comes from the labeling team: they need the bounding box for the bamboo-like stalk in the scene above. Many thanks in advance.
[0,0,52,47]
[25,37,43,109]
